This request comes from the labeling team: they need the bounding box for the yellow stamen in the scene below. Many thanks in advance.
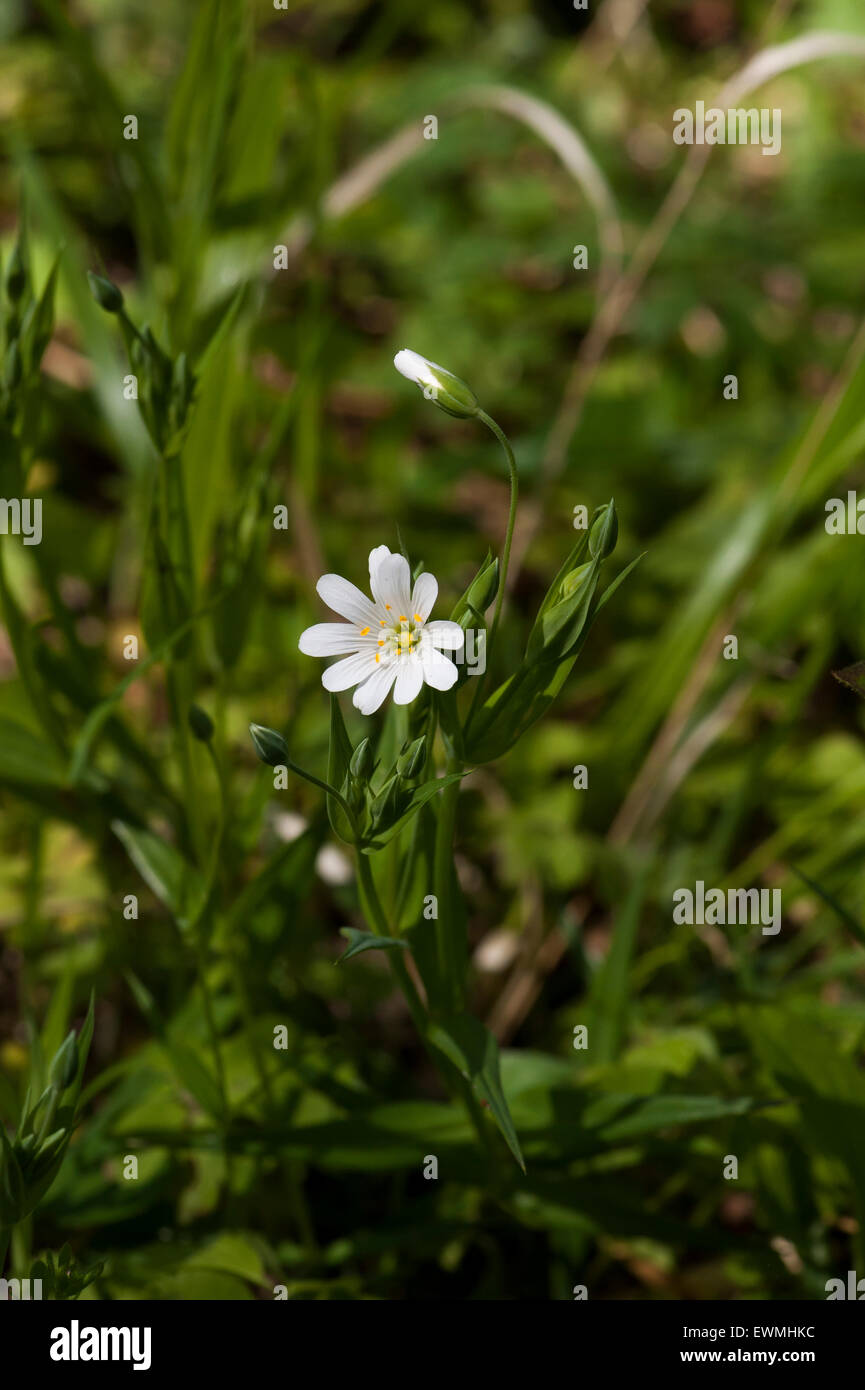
[360,626,370,636]
[385,603,392,610]
[414,613,422,622]
[398,615,407,622]
[375,654,380,663]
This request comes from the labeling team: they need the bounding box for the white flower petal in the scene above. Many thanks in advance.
[420,643,459,691]
[374,552,413,617]
[316,573,379,627]
[299,623,366,657]
[322,651,379,692]
[353,662,399,715]
[393,654,424,705]
[394,349,439,389]
[411,571,438,622]
[368,544,392,596]
[425,620,465,651]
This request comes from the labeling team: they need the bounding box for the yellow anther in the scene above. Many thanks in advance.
[414,613,422,622]
[360,626,370,636]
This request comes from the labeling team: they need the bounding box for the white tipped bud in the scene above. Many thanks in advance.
[393,349,479,419]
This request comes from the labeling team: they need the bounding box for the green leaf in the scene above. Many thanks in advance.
[181,1232,267,1286]
[338,928,408,963]
[577,1091,754,1146]
[532,557,600,661]
[139,528,191,654]
[40,964,76,1078]
[225,829,318,936]
[0,717,66,788]
[588,866,648,1064]
[429,1015,525,1171]
[67,991,96,1106]
[111,820,204,931]
[124,970,165,1037]
[168,1043,225,1121]
[20,252,61,374]
[70,595,222,787]
[0,1122,26,1223]
[362,771,466,850]
[791,865,865,951]
[181,333,241,587]
[743,1004,865,1206]
[327,695,355,842]
[593,551,645,616]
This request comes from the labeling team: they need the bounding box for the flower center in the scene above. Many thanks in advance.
[370,615,422,661]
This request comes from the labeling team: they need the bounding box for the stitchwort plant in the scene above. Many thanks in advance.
[250,351,640,1169]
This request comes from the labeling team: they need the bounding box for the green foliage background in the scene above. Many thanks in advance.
[2,0,865,1299]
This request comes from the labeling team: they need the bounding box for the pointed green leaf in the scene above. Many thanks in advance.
[429,1015,525,1171]
[327,695,355,842]
[362,771,467,850]
[111,820,204,931]
[338,928,408,963]
[792,865,865,951]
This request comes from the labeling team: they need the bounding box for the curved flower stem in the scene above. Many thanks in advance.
[467,410,518,732]
[476,409,518,651]
[286,758,359,835]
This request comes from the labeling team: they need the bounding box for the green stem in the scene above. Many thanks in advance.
[433,756,464,1012]
[466,410,518,731]
[287,758,358,834]
[194,940,227,1114]
[355,854,426,1033]
[11,1215,30,1274]
[355,852,490,1157]
[476,409,518,654]
[192,928,236,1211]
[189,745,232,1197]
[231,941,317,1257]
[167,665,205,865]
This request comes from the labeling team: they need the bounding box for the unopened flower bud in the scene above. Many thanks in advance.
[188,705,214,743]
[48,1031,78,1091]
[349,737,373,780]
[370,774,402,828]
[465,555,498,614]
[396,735,426,779]
[249,723,288,767]
[6,241,27,303]
[589,499,618,560]
[560,562,592,600]
[452,553,499,629]
[394,349,478,420]
[87,271,124,314]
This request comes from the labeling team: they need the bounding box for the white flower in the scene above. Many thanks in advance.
[298,545,465,715]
